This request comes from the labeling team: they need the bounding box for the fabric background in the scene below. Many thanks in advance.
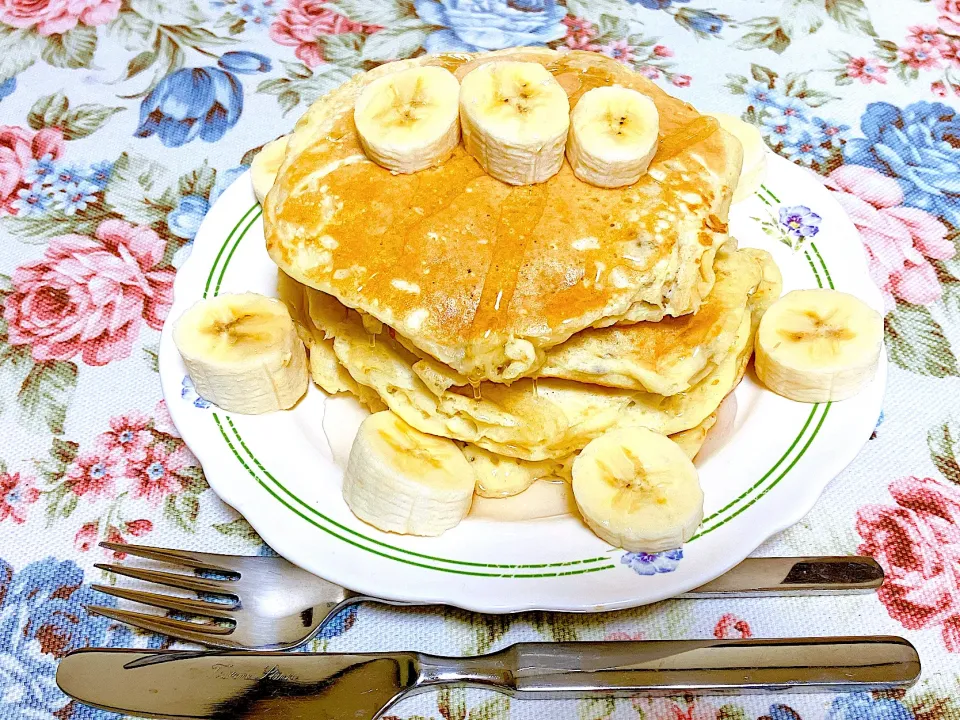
[1,0,960,717]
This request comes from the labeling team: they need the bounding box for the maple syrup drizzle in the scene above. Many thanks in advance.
[653,115,720,163]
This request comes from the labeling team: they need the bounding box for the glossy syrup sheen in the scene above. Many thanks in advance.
[268,51,734,363]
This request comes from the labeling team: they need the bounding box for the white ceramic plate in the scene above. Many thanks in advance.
[159,154,886,613]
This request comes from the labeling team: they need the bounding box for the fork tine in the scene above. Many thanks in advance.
[87,606,234,643]
[91,584,238,619]
[94,563,234,595]
[98,542,239,574]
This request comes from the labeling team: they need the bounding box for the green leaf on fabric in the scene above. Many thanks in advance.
[885,303,959,378]
[178,162,218,200]
[61,493,79,518]
[360,21,429,61]
[873,38,899,62]
[737,18,791,54]
[110,9,157,50]
[323,32,366,64]
[0,26,41,82]
[61,104,126,140]
[1,211,104,241]
[750,63,779,88]
[106,152,176,226]
[179,464,208,493]
[28,92,70,130]
[165,492,201,532]
[825,0,876,36]
[142,344,160,373]
[128,0,205,25]
[41,25,98,69]
[18,360,78,435]
[258,63,357,114]
[325,0,415,25]
[35,437,80,486]
[213,517,263,544]
[166,25,237,47]
[718,705,749,720]
[281,60,312,80]
[577,698,615,720]
[437,687,467,720]
[466,696,509,720]
[125,50,157,81]
[44,483,72,524]
[0,274,12,295]
[597,13,631,38]
[929,419,960,485]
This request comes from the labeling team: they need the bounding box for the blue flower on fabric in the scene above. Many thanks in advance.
[811,116,849,149]
[826,693,913,720]
[683,8,724,34]
[218,51,272,75]
[629,0,689,8]
[760,111,801,146]
[52,180,99,216]
[136,67,244,147]
[23,157,57,186]
[414,0,566,53]
[784,130,830,165]
[621,549,683,576]
[0,558,127,717]
[182,375,212,409]
[167,195,211,239]
[844,101,960,228]
[745,82,783,109]
[11,185,53,216]
[771,95,809,120]
[50,165,86,192]
[318,605,358,640]
[87,160,114,190]
[779,205,821,238]
[0,76,16,102]
[766,705,802,720]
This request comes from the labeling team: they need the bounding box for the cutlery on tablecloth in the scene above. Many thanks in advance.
[56,637,920,719]
[87,542,884,651]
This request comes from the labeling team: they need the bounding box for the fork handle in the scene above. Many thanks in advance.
[421,636,920,698]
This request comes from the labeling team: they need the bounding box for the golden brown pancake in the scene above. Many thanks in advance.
[265,48,742,383]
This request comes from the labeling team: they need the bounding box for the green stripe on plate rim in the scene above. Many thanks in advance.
[200,200,833,575]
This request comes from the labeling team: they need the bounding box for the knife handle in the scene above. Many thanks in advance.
[422,636,920,698]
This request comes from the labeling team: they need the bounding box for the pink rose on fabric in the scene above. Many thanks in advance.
[66,450,122,498]
[939,0,960,34]
[846,57,888,84]
[561,15,599,51]
[826,165,952,311]
[4,219,175,366]
[633,698,721,720]
[74,522,98,552]
[714,613,753,639]
[0,125,64,214]
[269,0,379,67]
[0,0,120,36]
[672,74,692,87]
[857,477,960,652]
[126,443,195,505]
[0,472,39,524]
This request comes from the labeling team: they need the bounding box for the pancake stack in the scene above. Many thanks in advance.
[261,48,783,533]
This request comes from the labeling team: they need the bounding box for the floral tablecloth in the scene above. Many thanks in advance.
[1,0,959,717]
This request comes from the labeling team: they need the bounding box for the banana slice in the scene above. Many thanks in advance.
[566,86,659,188]
[755,289,882,403]
[354,66,461,174]
[174,293,309,414]
[572,427,703,552]
[343,411,476,536]
[250,135,289,204]
[709,113,766,203]
[459,61,570,185]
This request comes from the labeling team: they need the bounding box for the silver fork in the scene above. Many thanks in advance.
[89,542,884,651]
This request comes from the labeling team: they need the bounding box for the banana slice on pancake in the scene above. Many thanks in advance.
[354,66,461,174]
[710,112,766,203]
[459,61,570,185]
[566,86,659,188]
[174,293,308,414]
[572,427,703,552]
[250,135,289,204]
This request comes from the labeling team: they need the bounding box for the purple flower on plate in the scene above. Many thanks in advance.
[621,549,683,576]
[181,375,212,409]
[778,205,821,239]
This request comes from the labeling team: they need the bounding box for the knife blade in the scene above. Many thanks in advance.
[57,636,920,720]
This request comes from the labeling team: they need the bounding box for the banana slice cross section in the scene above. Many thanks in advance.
[174,293,309,414]
[354,66,461,174]
[567,86,659,188]
[250,135,289,204]
[572,427,703,552]
[343,411,476,536]
[459,61,570,186]
[755,289,883,403]
[710,112,766,203]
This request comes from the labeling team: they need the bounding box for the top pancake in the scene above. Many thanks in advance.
[264,48,743,383]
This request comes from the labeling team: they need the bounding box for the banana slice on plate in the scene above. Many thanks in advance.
[354,66,461,174]
[343,411,476,536]
[174,293,309,414]
[567,86,659,188]
[709,112,766,203]
[755,289,883,403]
[250,135,289,204]
[572,427,703,552]
[459,61,570,185]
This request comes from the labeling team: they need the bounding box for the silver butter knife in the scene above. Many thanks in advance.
[58,637,919,719]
